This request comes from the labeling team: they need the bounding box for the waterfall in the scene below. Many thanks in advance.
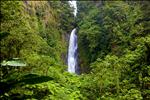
[67,1,78,73]
[68,28,78,73]
[69,1,77,16]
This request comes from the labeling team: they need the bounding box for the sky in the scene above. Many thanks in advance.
[69,1,77,16]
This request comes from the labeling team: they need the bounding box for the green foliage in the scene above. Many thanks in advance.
[77,1,150,100]
[77,1,144,70]
[119,89,143,100]
[0,1,149,100]
[0,1,75,99]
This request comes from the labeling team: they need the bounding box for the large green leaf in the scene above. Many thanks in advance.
[1,58,26,67]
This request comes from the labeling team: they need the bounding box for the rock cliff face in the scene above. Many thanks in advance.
[1,1,74,64]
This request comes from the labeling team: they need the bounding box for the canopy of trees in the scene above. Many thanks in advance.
[0,1,150,100]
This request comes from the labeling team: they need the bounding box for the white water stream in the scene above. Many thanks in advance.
[67,28,78,73]
[68,1,78,73]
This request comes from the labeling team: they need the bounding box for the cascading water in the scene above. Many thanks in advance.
[67,28,78,73]
[67,1,78,73]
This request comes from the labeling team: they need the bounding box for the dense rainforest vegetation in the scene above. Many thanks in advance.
[0,1,150,100]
